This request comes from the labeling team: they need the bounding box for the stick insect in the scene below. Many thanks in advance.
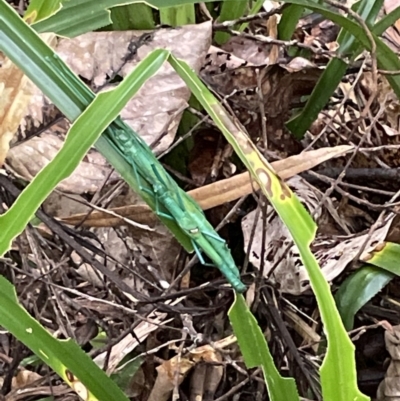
[105,119,246,293]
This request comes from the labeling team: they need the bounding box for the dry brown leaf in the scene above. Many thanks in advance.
[284,308,321,353]
[94,308,174,374]
[148,342,228,401]
[7,23,212,193]
[377,324,400,400]
[0,60,30,166]
[58,145,353,227]
[242,183,394,295]
[11,370,43,389]
[7,133,119,193]
[384,0,400,50]
[0,34,57,166]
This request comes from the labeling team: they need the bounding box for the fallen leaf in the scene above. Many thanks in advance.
[58,145,353,227]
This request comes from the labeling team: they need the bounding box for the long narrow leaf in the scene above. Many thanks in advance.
[283,0,400,137]
[0,48,168,256]
[0,1,193,251]
[0,275,129,401]
[31,0,214,37]
[229,295,300,401]
[335,265,394,331]
[169,55,369,401]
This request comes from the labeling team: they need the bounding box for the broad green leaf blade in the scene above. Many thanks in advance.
[278,4,303,40]
[0,275,129,401]
[0,1,193,252]
[229,295,300,401]
[363,242,400,274]
[24,0,62,23]
[160,4,196,26]
[111,358,143,391]
[169,55,369,401]
[31,0,214,37]
[215,0,248,43]
[0,48,169,256]
[335,265,394,331]
[110,3,155,30]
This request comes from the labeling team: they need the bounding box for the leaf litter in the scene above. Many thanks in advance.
[3,2,400,400]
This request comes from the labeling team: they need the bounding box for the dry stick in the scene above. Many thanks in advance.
[212,5,285,29]
[304,58,367,152]
[0,175,156,306]
[226,29,340,59]
[243,206,261,275]
[157,112,209,159]
[261,288,322,400]
[311,167,400,184]
[308,170,400,211]
[214,368,262,401]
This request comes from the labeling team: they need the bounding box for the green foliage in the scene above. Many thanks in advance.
[160,4,196,26]
[283,0,400,137]
[336,242,400,330]
[0,45,169,256]
[215,0,248,43]
[25,0,62,22]
[2,0,400,399]
[0,275,129,401]
[169,54,369,401]
[336,265,394,331]
[109,3,156,30]
[229,295,300,400]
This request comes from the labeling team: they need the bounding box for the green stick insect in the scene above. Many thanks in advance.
[105,119,246,293]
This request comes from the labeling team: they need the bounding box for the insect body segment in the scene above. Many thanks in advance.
[106,122,246,293]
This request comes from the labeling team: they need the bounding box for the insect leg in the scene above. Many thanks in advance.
[191,239,218,267]
[154,193,174,221]
[191,239,206,264]
[202,231,226,243]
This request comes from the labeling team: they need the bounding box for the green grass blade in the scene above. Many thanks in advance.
[229,295,300,401]
[110,3,155,30]
[24,0,62,22]
[374,6,400,35]
[160,4,196,26]
[169,55,369,401]
[215,0,248,44]
[335,265,394,331]
[286,0,383,137]
[278,4,303,40]
[0,275,130,401]
[30,0,212,37]
[363,242,400,274]
[287,57,348,138]
[0,1,193,251]
[0,48,169,256]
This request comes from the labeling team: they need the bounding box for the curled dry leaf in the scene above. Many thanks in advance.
[377,324,400,400]
[0,60,34,166]
[12,370,43,389]
[242,177,393,295]
[7,22,212,193]
[189,363,224,400]
[148,343,225,401]
[0,34,57,166]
